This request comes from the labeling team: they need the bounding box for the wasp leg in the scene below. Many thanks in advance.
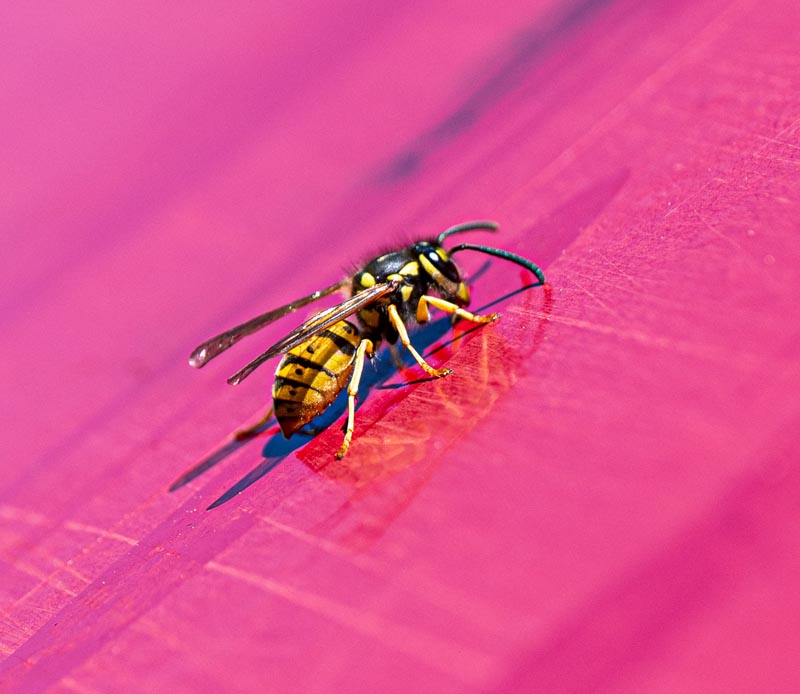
[416,294,500,325]
[387,304,452,378]
[336,338,374,459]
[234,407,275,440]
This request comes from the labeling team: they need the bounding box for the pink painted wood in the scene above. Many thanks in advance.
[2,1,799,692]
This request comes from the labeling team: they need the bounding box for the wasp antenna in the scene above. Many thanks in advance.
[436,220,499,244]
[449,243,546,285]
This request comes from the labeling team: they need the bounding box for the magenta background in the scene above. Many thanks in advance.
[2,1,800,692]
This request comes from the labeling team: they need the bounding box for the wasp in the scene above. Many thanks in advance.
[189,221,545,458]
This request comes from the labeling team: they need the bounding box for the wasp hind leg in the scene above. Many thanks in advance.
[336,338,374,459]
[234,407,275,440]
[416,295,499,325]
[387,304,453,379]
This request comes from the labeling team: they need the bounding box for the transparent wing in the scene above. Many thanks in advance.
[227,280,398,385]
[189,279,348,368]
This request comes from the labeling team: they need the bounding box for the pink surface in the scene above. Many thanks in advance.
[2,1,799,692]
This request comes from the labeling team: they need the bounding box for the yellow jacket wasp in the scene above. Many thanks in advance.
[189,221,545,459]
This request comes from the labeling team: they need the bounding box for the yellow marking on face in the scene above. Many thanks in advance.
[359,272,376,288]
[387,272,403,282]
[399,261,419,276]
[436,248,449,261]
[400,284,413,302]
[418,254,442,282]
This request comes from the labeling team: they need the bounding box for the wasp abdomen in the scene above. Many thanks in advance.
[272,320,361,438]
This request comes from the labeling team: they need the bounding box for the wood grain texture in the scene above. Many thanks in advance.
[1,0,799,692]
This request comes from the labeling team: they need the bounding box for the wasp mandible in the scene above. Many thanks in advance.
[189,221,545,458]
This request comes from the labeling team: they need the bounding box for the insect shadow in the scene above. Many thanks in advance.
[175,315,451,509]
[170,272,540,509]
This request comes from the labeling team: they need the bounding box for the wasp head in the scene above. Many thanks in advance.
[412,241,471,306]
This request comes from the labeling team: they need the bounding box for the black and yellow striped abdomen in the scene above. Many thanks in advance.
[272,320,361,438]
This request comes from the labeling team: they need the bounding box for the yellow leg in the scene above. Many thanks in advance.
[234,407,274,440]
[336,338,374,459]
[416,294,499,325]
[388,304,452,379]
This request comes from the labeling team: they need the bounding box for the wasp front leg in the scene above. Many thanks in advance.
[336,338,375,459]
[415,295,499,325]
[387,304,452,379]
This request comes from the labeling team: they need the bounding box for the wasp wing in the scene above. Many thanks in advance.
[227,280,398,385]
[189,279,348,368]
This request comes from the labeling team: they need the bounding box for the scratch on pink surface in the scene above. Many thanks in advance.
[664,113,800,219]
[258,513,536,635]
[62,522,138,547]
[523,307,765,367]
[9,562,77,599]
[205,560,496,686]
[59,676,105,694]
[0,504,49,528]
[258,514,373,568]
[49,558,91,587]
